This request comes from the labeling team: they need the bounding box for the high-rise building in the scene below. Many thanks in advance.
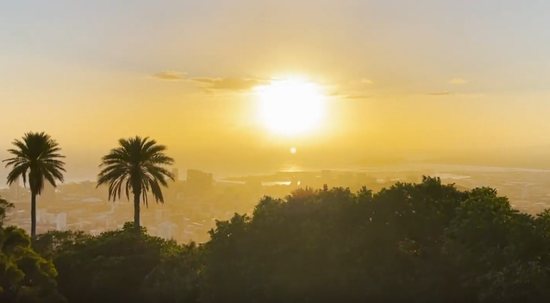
[186,169,214,193]
[172,168,180,181]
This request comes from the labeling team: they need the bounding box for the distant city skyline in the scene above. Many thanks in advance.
[5,164,550,243]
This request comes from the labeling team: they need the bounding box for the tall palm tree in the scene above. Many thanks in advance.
[97,136,174,230]
[3,132,65,239]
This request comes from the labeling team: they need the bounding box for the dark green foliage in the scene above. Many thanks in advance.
[33,231,91,260]
[37,223,200,303]
[0,198,13,225]
[0,198,65,303]
[140,242,202,303]
[12,177,550,302]
[201,177,550,303]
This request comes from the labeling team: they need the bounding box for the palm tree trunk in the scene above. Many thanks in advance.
[133,192,140,230]
[31,192,37,240]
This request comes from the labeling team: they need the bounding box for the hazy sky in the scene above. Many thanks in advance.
[2,0,550,180]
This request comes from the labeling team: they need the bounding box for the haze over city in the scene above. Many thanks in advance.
[4,0,550,242]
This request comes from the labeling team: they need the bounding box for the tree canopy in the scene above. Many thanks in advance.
[0,198,65,303]
[4,132,65,239]
[11,177,550,302]
[97,136,174,229]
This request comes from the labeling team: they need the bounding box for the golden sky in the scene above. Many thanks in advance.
[2,1,550,180]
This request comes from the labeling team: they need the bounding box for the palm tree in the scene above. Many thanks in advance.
[97,136,174,230]
[3,132,65,239]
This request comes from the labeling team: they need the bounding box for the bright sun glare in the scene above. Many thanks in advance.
[255,77,327,136]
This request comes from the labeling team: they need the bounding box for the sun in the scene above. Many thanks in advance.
[255,77,327,136]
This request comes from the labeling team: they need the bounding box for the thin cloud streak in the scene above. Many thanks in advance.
[449,78,468,85]
[152,71,186,81]
[191,77,268,92]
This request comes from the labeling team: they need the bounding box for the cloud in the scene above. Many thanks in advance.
[342,94,374,100]
[151,71,268,93]
[325,87,375,100]
[360,78,374,85]
[448,78,468,85]
[152,71,186,81]
[426,91,453,96]
[191,77,267,91]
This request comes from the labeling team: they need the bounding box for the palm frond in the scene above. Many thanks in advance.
[97,136,174,206]
[3,132,65,194]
